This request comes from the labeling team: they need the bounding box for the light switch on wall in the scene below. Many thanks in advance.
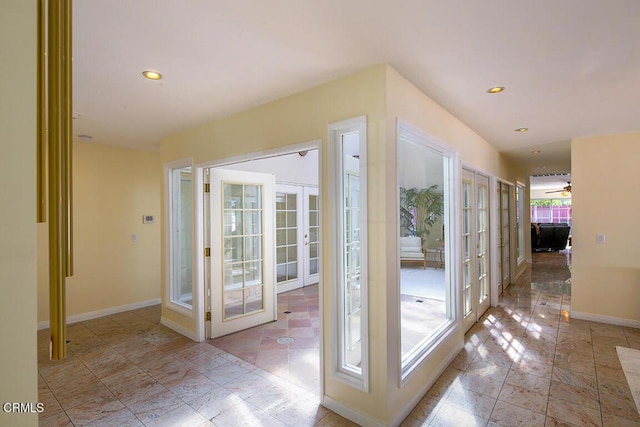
[131,234,138,242]
[596,233,605,244]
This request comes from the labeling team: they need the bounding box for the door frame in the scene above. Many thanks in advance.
[194,140,322,342]
[274,184,320,294]
[209,168,277,338]
[461,167,492,332]
[492,178,515,305]
[275,183,305,293]
[462,163,504,309]
[303,186,320,286]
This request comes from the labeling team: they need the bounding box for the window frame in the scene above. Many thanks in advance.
[516,182,525,264]
[328,116,369,392]
[164,158,195,317]
[396,119,460,383]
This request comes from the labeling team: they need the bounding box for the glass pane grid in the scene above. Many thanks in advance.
[222,183,264,319]
[308,194,320,275]
[275,191,299,283]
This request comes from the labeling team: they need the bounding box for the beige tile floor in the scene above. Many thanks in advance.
[37,305,351,426]
[210,284,321,395]
[402,250,640,427]
[38,250,640,426]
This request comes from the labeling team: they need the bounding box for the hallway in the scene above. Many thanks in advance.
[402,250,640,426]
[36,250,640,426]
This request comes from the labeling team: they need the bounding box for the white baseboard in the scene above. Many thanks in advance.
[37,298,161,330]
[390,344,461,427]
[321,396,385,427]
[160,316,198,341]
[571,311,640,329]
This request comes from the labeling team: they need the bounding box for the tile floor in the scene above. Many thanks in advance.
[37,250,640,426]
[210,284,321,394]
[402,250,640,427]
[37,298,348,426]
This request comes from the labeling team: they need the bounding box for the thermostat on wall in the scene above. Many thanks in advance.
[142,215,154,224]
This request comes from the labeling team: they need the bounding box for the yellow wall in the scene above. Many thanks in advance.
[385,68,531,284]
[571,134,640,324]
[38,142,161,324]
[161,64,530,425]
[161,65,390,423]
[0,1,38,425]
[384,65,529,423]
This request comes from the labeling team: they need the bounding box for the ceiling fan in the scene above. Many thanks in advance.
[545,182,572,194]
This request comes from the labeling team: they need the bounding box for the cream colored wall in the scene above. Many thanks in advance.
[38,142,161,324]
[384,66,527,422]
[160,64,533,425]
[386,67,505,176]
[0,1,38,425]
[161,65,390,423]
[571,134,640,323]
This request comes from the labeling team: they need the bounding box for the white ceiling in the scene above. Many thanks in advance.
[529,174,571,191]
[72,0,640,177]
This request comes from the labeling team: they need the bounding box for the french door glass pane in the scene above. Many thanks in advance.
[478,185,489,302]
[224,290,243,318]
[224,183,243,209]
[462,179,473,318]
[223,183,264,319]
[275,191,299,283]
[245,286,263,313]
[308,193,320,275]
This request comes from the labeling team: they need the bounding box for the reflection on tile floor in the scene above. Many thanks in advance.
[402,250,640,427]
[38,249,640,426]
[210,284,321,395]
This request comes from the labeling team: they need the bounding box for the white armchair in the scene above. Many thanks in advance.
[399,236,426,269]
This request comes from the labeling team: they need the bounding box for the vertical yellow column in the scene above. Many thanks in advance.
[45,0,73,360]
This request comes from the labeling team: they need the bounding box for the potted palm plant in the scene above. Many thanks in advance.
[399,185,444,250]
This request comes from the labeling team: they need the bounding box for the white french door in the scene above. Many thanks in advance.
[275,184,319,294]
[276,185,303,293]
[498,182,511,294]
[303,186,320,285]
[462,169,491,332]
[210,169,276,338]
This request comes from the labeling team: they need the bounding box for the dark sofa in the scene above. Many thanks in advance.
[531,222,571,251]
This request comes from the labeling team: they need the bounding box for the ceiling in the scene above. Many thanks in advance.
[72,0,640,178]
[529,173,571,191]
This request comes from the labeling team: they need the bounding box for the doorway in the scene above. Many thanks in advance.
[497,181,512,294]
[461,169,491,332]
[209,168,277,339]
[275,184,320,294]
[202,146,321,394]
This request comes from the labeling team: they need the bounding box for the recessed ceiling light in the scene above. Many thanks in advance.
[541,165,548,168]
[77,134,93,141]
[487,86,505,94]
[142,70,162,80]
[532,150,541,154]
[515,128,529,132]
